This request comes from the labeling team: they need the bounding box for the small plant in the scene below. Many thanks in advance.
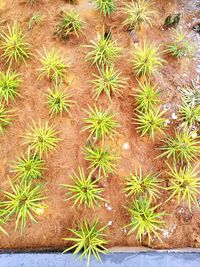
[0,22,31,65]
[0,180,46,232]
[133,81,160,112]
[122,0,156,30]
[0,68,22,104]
[179,102,200,127]
[81,105,119,143]
[166,164,200,211]
[55,10,84,39]
[166,30,194,58]
[131,42,165,77]
[28,13,44,30]
[45,87,74,117]
[38,47,70,84]
[94,0,116,16]
[0,103,13,134]
[85,34,121,66]
[124,168,162,201]
[23,120,60,157]
[83,145,119,177]
[11,150,44,181]
[91,65,127,100]
[135,108,167,140]
[125,198,166,244]
[180,84,200,106]
[62,167,106,208]
[159,128,200,163]
[63,219,109,267]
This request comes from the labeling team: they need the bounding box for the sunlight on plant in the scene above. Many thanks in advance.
[94,0,116,16]
[11,150,44,181]
[81,105,119,143]
[61,167,106,209]
[0,68,22,104]
[63,219,109,267]
[55,9,84,39]
[179,102,200,128]
[23,120,60,157]
[133,81,160,112]
[122,0,156,30]
[0,180,46,232]
[131,42,165,77]
[0,22,31,65]
[158,128,200,163]
[135,107,167,140]
[180,84,200,106]
[166,163,200,211]
[38,47,70,84]
[83,145,119,177]
[92,65,127,100]
[85,34,121,66]
[124,168,163,201]
[45,86,75,117]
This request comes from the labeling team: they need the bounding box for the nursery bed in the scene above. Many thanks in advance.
[0,0,200,253]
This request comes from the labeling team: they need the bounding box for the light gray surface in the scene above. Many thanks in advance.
[0,252,200,267]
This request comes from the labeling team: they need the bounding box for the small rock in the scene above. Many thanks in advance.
[123,142,130,150]
[171,112,178,119]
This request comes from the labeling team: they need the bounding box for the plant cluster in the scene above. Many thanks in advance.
[63,219,108,267]
[62,167,106,209]
[166,30,194,58]
[0,68,22,104]
[0,22,31,65]
[55,10,84,40]
[131,42,165,77]
[122,0,156,30]
[38,47,70,84]
[91,65,127,100]
[126,198,166,244]
[94,0,116,16]
[45,86,75,117]
[124,168,163,201]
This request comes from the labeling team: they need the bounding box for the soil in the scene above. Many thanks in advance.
[0,0,200,251]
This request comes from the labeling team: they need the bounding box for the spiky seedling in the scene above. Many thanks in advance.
[164,13,180,29]
[133,81,160,112]
[180,84,200,106]
[131,42,165,77]
[167,164,200,211]
[83,145,119,177]
[0,103,13,134]
[63,219,109,267]
[38,47,70,84]
[126,198,166,244]
[0,68,22,104]
[167,30,194,58]
[0,180,46,232]
[122,0,156,30]
[81,105,119,143]
[55,10,84,39]
[29,13,44,30]
[124,168,162,201]
[179,102,200,127]
[62,167,106,209]
[45,87,74,117]
[135,108,167,140]
[94,0,116,16]
[23,120,60,157]
[159,128,200,163]
[85,34,121,66]
[11,151,44,181]
[92,65,127,100]
[0,22,31,65]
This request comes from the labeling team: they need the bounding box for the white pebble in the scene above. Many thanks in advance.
[108,221,113,226]
[171,113,178,120]
[123,142,130,150]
